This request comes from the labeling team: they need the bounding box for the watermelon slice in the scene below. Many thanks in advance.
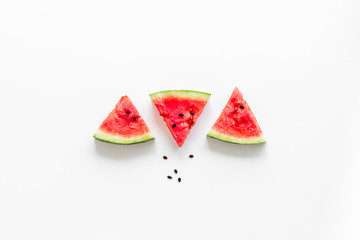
[207,87,265,144]
[94,96,154,144]
[150,90,211,147]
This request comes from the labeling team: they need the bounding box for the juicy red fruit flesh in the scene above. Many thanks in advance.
[210,87,264,140]
[99,96,150,137]
[152,96,208,147]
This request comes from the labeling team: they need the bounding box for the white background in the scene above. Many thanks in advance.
[1,0,359,239]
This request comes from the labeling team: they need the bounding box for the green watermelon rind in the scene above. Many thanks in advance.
[207,129,266,144]
[93,129,155,144]
[149,90,211,100]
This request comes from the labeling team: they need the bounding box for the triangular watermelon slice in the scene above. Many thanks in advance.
[94,96,154,144]
[150,90,211,147]
[208,87,265,144]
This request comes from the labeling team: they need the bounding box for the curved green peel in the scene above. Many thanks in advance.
[94,129,154,145]
[207,129,266,144]
[150,90,211,101]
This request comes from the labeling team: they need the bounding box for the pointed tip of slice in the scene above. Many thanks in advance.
[232,87,243,98]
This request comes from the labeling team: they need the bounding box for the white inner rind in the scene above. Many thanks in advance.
[94,129,155,144]
[207,129,266,144]
[149,90,211,101]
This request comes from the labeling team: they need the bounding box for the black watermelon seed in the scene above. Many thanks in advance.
[190,121,194,125]
[167,176,172,179]
[163,156,168,160]
[190,111,195,115]
[189,154,194,158]
[239,105,244,109]
[125,110,130,114]
[172,124,176,128]
[179,113,184,117]
[133,117,136,121]
[178,177,181,182]
[174,169,178,174]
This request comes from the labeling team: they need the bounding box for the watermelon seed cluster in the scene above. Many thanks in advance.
[233,104,245,113]
[171,110,196,129]
[164,155,194,182]
[167,169,181,183]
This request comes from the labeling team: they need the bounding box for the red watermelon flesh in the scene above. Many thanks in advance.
[150,90,211,147]
[207,87,265,144]
[94,96,154,144]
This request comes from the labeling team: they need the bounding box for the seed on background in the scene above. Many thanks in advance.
[189,154,194,158]
[167,176,172,179]
[174,169,178,174]
[163,156,168,160]
[178,177,181,182]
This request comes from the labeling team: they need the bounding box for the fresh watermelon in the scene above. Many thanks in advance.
[94,96,154,144]
[207,87,265,144]
[150,90,211,147]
